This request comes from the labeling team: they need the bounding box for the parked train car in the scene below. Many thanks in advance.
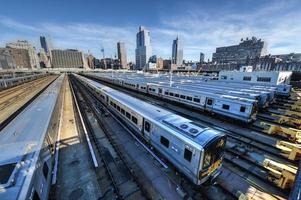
[0,74,64,200]
[74,74,226,185]
[84,73,258,122]
[0,73,47,91]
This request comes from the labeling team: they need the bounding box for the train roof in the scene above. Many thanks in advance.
[0,74,64,199]
[78,75,223,149]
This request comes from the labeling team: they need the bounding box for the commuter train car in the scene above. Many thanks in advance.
[75,74,226,185]
[147,83,257,122]
[0,74,64,200]
[0,73,47,91]
[84,74,258,122]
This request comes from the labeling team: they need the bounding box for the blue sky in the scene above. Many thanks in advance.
[0,0,301,62]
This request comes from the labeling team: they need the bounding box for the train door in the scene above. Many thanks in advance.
[106,95,109,104]
[142,118,151,142]
[158,88,163,97]
[205,98,214,111]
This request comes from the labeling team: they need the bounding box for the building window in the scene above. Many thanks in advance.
[42,163,49,180]
[240,106,246,112]
[145,121,151,132]
[160,136,169,148]
[243,76,251,81]
[184,148,192,162]
[222,104,230,110]
[257,77,271,82]
[132,116,138,124]
[193,98,200,103]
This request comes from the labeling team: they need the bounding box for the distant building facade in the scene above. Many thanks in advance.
[0,48,31,69]
[6,40,40,69]
[117,42,127,69]
[135,26,152,69]
[172,37,183,66]
[271,53,301,62]
[212,37,267,65]
[51,49,84,68]
[0,48,15,69]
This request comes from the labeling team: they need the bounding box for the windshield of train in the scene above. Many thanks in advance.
[203,136,226,169]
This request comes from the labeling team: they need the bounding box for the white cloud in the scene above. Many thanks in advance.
[0,0,300,62]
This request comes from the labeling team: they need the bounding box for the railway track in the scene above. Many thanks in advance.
[0,76,52,111]
[72,75,282,200]
[0,76,58,131]
[71,75,241,200]
[71,77,149,200]
[86,76,295,199]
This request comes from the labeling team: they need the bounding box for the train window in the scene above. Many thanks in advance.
[165,92,169,95]
[132,116,138,124]
[121,108,125,115]
[186,96,192,101]
[175,94,179,97]
[110,101,113,106]
[193,98,200,103]
[222,104,230,110]
[180,95,185,99]
[117,106,120,111]
[42,162,49,180]
[203,152,212,169]
[126,112,131,119]
[169,92,174,96]
[113,103,117,109]
[160,136,169,148]
[145,121,151,132]
[159,88,162,93]
[184,148,192,162]
[207,99,213,105]
[257,77,271,82]
[240,106,246,112]
[243,76,251,81]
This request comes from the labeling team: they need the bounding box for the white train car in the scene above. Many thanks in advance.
[85,73,258,122]
[75,74,226,185]
[0,74,64,200]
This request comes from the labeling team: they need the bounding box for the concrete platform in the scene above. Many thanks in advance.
[53,77,101,200]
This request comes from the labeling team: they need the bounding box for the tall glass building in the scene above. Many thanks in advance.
[135,26,152,69]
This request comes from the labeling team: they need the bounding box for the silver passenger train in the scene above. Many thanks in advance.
[0,74,64,200]
[0,73,47,91]
[75,74,226,185]
[84,74,258,123]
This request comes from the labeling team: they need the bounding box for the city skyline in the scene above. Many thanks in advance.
[0,0,301,62]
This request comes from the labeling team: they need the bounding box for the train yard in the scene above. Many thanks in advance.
[0,71,300,200]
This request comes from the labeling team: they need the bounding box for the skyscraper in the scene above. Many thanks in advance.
[200,52,205,63]
[135,26,152,69]
[172,36,183,67]
[40,36,53,54]
[117,42,127,69]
